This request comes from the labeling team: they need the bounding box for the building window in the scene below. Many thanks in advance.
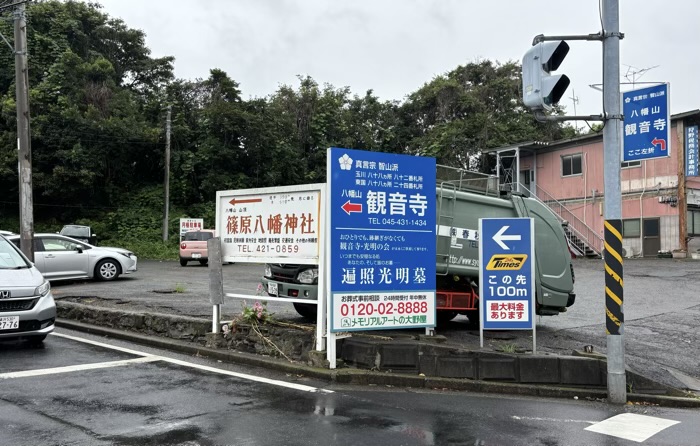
[622,219,641,238]
[621,160,641,169]
[688,209,700,236]
[562,154,582,177]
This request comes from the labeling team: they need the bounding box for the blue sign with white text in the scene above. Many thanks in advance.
[479,218,534,330]
[622,83,670,162]
[686,126,698,177]
[329,147,436,332]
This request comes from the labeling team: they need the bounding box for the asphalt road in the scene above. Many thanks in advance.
[50,258,700,393]
[2,328,698,445]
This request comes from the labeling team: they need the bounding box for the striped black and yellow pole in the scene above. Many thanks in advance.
[604,220,623,335]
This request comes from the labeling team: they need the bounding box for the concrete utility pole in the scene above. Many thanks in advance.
[14,1,34,261]
[601,0,626,404]
[162,104,172,241]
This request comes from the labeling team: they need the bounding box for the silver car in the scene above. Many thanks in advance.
[8,233,137,281]
[0,234,56,345]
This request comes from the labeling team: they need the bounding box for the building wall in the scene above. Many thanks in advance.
[520,123,686,254]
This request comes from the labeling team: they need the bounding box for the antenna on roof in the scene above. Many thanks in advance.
[569,88,580,135]
[623,64,660,88]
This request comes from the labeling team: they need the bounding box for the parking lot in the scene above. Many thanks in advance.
[48,258,700,393]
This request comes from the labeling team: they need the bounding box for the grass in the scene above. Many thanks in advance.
[496,342,518,353]
[173,283,186,293]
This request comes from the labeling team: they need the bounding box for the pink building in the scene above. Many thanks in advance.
[490,110,700,258]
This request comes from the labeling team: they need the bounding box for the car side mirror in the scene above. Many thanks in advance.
[76,245,83,253]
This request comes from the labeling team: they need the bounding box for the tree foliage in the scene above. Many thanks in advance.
[0,1,575,233]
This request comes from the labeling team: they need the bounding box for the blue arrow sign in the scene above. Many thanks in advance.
[622,83,670,162]
[479,218,534,331]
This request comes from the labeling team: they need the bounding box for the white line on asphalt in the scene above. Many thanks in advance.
[512,415,597,425]
[50,332,333,394]
[52,332,155,357]
[0,357,160,379]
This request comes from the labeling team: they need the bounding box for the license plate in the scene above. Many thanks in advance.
[268,282,278,296]
[192,253,201,259]
[0,315,19,330]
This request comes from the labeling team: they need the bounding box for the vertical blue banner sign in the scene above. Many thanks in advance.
[686,126,698,177]
[622,83,671,162]
[328,147,436,332]
[479,218,534,331]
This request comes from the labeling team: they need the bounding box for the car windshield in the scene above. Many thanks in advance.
[184,231,213,241]
[0,237,29,269]
[61,226,90,237]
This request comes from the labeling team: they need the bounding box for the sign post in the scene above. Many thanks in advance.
[622,83,671,162]
[327,147,436,367]
[478,218,536,353]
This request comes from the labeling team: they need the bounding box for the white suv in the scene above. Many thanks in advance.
[0,234,56,345]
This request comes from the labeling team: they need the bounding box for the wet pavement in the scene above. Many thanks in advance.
[2,329,699,445]
[49,258,700,394]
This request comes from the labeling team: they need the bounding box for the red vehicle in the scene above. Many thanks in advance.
[179,229,215,266]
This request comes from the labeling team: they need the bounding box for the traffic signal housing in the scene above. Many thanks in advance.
[522,40,570,111]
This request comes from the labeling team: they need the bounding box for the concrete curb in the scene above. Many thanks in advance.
[56,318,700,408]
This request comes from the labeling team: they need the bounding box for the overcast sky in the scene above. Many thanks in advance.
[91,0,697,118]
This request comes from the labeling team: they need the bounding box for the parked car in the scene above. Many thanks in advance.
[7,233,137,281]
[0,234,56,345]
[179,229,215,266]
[59,224,97,245]
[0,230,14,236]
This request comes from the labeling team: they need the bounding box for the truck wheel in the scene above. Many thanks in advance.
[465,309,480,327]
[199,259,208,266]
[436,311,458,325]
[180,259,187,266]
[293,303,317,320]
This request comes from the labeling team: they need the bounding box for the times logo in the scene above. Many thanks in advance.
[486,255,528,270]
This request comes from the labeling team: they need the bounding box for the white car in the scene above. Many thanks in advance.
[7,233,137,281]
[0,234,56,345]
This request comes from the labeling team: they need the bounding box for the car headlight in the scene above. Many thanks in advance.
[264,264,271,278]
[35,280,50,297]
[118,251,134,259]
[297,268,318,284]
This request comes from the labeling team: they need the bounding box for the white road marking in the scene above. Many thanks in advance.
[0,357,160,379]
[50,332,333,394]
[585,413,680,443]
[512,415,597,425]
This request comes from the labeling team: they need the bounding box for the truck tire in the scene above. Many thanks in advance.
[436,311,458,325]
[293,303,317,320]
[180,259,187,266]
[465,309,480,327]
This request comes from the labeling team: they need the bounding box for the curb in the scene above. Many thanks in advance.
[56,318,700,407]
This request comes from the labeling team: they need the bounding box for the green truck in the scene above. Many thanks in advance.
[262,165,575,323]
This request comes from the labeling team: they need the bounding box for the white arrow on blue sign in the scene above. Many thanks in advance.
[492,225,521,250]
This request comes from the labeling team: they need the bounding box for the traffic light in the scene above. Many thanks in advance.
[522,40,570,111]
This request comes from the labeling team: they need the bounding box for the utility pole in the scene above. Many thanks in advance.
[521,0,626,403]
[14,1,33,261]
[601,0,626,404]
[162,104,172,241]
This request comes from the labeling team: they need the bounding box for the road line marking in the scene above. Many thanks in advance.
[0,357,160,379]
[512,415,597,424]
[585,413,680,443]
[52,332,155,357]
[51,331,333,394]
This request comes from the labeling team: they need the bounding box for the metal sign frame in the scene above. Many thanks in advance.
[479,217,536,353]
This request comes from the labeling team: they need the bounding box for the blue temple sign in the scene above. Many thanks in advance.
[622,83,670,162]
[328,147,436,332]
